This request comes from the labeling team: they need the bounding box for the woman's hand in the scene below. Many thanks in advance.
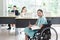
[34,24,37,26]
[28,24,32,28]
[40,24,43,29]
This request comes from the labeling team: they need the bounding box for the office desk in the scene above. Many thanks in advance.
[46,17,60,24]
[0,16,16,24]
[16,17,60,28]
[16,18,37,28]
[0,16,60,28]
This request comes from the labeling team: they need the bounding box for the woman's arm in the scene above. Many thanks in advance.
[40,24,43,29]
[28,24,33,28]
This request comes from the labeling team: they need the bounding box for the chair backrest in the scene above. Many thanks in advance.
[47,20,52,27]
[41,20,51,34]
[43,20,52,28]
[47,20,51,24]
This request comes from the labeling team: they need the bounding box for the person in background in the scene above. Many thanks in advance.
[24,9,48,40]
[11,5,20,16]
[8,5,19,32]
[20,6,27,17]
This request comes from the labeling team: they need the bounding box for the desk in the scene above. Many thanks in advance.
[16,18,37,28]
[16,17,60,28]
[0,16,16,24]
[46,17,60,24]
[0,17,60,28]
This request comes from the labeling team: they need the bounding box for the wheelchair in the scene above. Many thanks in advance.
[27,20,58,40]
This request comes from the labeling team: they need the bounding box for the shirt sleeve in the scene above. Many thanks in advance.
[15,10,20,15]
[40,17,48,24]
[11,10,14,12]
[36,20,38,25]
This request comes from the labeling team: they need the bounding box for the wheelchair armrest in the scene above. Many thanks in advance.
[43,24,52,27]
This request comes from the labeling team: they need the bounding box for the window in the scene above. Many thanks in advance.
[7,0,60,17]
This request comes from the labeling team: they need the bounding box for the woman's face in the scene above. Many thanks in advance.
[13,7,17,10]
[37,11,43,17]
[23,8,27,13]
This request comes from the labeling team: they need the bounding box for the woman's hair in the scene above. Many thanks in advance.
[21,6,26,13]
[13,5,16,8]
[37,9,43,13]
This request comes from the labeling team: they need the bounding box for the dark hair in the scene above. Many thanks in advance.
[13,5,16,7]
[37,9,43,13]
[21,6,26,13]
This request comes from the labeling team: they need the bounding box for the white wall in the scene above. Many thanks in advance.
[0,0,8,16]
[0,0,3,16]
[3,0,8,16]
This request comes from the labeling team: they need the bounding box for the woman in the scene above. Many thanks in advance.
[24,9,48,40]
[20,6,27,17]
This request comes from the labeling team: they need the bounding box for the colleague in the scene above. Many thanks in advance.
[24,9,48,40]
[11,5,19,16]
[20,6,27,17]
[8,5,19,32]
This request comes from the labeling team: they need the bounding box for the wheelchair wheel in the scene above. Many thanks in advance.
[40,27,58,40]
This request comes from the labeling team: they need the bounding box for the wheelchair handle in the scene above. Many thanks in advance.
[40,27,58,40]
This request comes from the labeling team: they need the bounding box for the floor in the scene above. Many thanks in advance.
[0,24,60,40]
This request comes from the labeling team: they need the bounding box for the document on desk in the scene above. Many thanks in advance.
[31,25,40,30]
